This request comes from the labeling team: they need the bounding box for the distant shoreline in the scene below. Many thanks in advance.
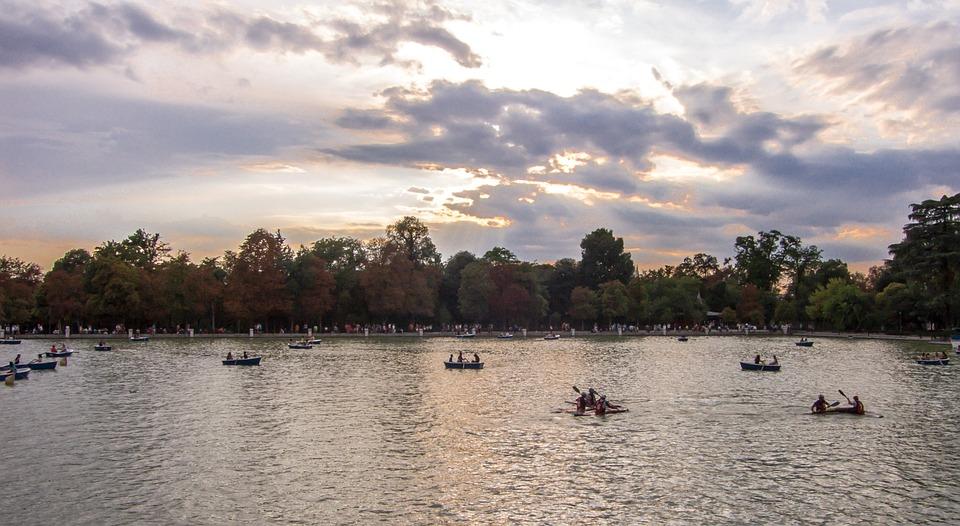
[5,330,950,343]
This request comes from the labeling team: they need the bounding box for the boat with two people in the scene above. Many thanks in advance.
[795,337,813,347]
[444,351,483,369]
[811,390,881,417]
[740,354,780,371]
[130,334,150,342]
[287,340,313,349]
[223,351,262,366]
[0,337,21,345]
[94,341,112,351]
[4,354,58,370]
[543,332,561,340]
[45,343,74,358]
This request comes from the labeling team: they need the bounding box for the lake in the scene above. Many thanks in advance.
[2,336,958,524]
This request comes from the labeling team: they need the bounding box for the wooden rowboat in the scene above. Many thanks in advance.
[444,360,484,369]
[0,368,30,380]
[740,361,781,371]
[223,357,262,366]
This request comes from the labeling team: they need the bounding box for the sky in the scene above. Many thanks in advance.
[1,0,958,271]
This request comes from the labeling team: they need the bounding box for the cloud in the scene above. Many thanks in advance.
[326,78,958,265]
[0,1,481,71]
[795,21,960,122]
[0,84,315,195]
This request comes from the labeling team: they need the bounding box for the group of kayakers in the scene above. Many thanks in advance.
[811,392,865,414]
[449,351,481,363]
[574,387,622,415]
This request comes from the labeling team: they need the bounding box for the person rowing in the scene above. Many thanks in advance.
[754,354,763,364]
[13,354,20,364]
[811,394,830,413]
[770,355,779,365]
[586,388,598,406]
[842,391,865,414]
[575,393,588,415]
[457,351,465,362]
[473,353,480,363]
[226,351,233,360]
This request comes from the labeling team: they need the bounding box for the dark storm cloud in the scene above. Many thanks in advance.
[0,1,481,71]
[796,21,960,117]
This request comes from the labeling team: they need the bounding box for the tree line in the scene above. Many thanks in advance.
[1,193,958,334]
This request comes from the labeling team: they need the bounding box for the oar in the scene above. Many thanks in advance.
[4,370,13,386]
[829,401,840,407]
[839,389,851,404]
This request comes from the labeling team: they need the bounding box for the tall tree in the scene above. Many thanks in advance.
[289,250,336,328]
[440,251,477,323]
[386,216,441,266]
[888,193,960,329]
[733,230,785,291]
[36,249,91,331]
[599,280,630,326]
[545,258,578,323]
[224,229,293,330]
[458,261,494,323]
[0,256,42,327]
[579,228,635,289]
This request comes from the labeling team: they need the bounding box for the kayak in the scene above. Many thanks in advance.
[223,356,262,366]
[814,407,882,418]
[572,408,629,416]
[444,360,483,369]
[740,361,781,371]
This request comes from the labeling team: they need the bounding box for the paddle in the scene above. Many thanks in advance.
[839,389,851,404]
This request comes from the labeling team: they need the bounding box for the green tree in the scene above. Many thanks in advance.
[888,193,960,329]
[386,216,441,266]
[806,278,871,331]
[568,286,599,329]
[736,283,765,326]
[36,249,91,331]
[440,251,477,323]
[311,236,367,325]
[0,256,42,327]
[579,228,635,288]
[458,261,494,323]
[545,258,578,322]
[289,251,336,329]
[733,230,785,291]
[599,280,630,326]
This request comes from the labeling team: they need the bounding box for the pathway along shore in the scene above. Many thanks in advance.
[4,330,950,342]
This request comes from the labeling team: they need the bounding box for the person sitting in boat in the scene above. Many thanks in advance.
[457,351,465,362]
[448,354,454,363]
[575,393,588,414]
[13,354,20,364]
[595,396,607,415]
[50,344,57,353]
[242,351,248,359]
[473,353,481,363]
[811,394,829,413]
[36,354,43,362]
[754,354,763,364]
[98,340,105,346]
[770,355,779,365]
[849,395,865,415]
[586,388,598,406]
[226,352,233,360]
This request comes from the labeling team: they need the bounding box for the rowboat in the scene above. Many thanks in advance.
[307,339,322,344]
[740,361,781,371]
[6,360,57,370]
[94,345,112,351]
[130,336,149,342]
[444,360,484,369]
[455,333,476,339]
[497,333,514,339]
[0,368,30,380]
[916,358,949,365]
[288,342,312,349]
[543,334,561,340]
[45,350,74,357]
[223,356,262,366]
[0,339,21,345]
[677,336,689,342]
[795,340,813,347]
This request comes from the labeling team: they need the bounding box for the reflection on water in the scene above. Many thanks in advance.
[2,336,958,524]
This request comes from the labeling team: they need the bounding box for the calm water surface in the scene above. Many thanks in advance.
[2,336,958,525]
